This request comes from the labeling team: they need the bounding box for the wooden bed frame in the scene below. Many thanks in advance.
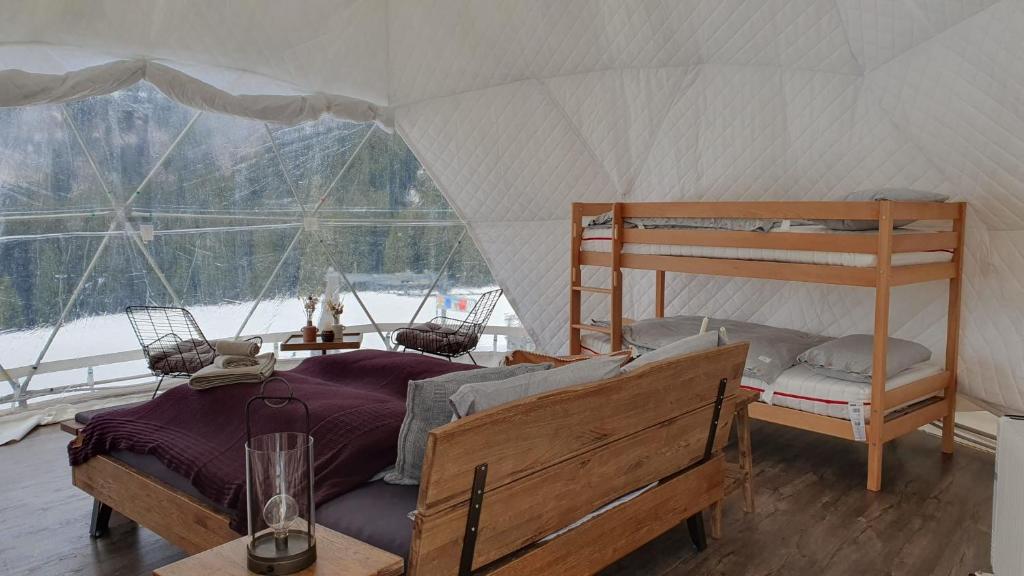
[569,200,966,492]
[67,342,748,574]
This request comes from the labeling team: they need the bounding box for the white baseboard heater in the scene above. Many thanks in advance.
[993,416,1024,575]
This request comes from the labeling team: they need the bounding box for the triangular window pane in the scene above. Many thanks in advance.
[63,81,195,199]
[0,104,111,214]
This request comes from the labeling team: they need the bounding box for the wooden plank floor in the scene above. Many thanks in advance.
[0,420,993,576]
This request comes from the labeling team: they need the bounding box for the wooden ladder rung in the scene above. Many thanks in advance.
[572,286,613,295]
[571,323,612,335]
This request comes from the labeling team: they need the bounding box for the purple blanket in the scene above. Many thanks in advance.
[68,350,476,531]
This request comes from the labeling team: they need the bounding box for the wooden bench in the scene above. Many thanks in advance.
[66,342,748,575]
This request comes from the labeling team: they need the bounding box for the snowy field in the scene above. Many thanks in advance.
[1,289,523,404]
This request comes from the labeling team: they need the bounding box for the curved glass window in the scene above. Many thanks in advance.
[0,82,519,410]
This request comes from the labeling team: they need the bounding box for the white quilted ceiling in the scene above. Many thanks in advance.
[4,0,1024,412]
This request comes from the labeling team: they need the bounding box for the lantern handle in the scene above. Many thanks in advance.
[258,376,294,408]
[245,376,312,446]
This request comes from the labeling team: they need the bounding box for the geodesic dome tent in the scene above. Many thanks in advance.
[2,0,1024,417]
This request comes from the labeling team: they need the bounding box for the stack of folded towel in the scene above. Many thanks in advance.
[189,339,275,390]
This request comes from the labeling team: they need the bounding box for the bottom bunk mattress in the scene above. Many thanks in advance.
[741,362,943,420]
[581,323,943,422]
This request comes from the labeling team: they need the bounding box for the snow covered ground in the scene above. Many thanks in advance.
[1,289,522,404]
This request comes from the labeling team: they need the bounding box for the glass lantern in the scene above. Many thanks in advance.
[245,377,317,574]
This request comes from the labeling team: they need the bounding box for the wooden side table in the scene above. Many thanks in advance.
[280,332,363,356]
[153,525,403,576]
[710,389,758,539]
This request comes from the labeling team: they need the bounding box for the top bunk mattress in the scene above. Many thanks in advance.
[580,224,953,268]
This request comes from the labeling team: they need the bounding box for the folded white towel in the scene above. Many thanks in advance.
[214,339,260,357]
[213,355,260,369]
[189,353,276,390]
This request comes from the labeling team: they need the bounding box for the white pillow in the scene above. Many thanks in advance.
[621,330,721,373]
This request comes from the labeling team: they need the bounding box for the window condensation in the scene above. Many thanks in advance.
[0,82,515,410]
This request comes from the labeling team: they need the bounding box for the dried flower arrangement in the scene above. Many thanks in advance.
[301,294,319,325]
[326,298,345,324]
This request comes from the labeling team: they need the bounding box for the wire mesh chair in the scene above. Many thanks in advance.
[391,288,503,365]
[125,306,261,398]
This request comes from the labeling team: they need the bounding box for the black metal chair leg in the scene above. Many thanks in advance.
[467,351,479,366]
[151,374,166,399]
[686,512,707,552]
[90,499,112,538]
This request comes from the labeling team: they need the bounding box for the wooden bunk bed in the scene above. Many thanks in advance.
[569,200,966,492]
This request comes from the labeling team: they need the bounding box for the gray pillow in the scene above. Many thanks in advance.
[621,330,721,373]
[449,354,627,418]
[814,189,949,231]
[797,334,932,383]
[384,363,551,485]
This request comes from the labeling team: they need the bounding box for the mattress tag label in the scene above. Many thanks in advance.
[849,401,867,442]
[780,219,791,231]
[758,355,773,364]
[761,389,775,405]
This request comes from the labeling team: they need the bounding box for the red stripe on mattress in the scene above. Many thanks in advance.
[739,384,869,406]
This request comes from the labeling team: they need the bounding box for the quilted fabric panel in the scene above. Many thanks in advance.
[868,1,1024,230]
[397,80,617,225]
[388,0,862,106]
[470,220,573,350]
[837,0,954,72]
[545,67,700,195]
[0,0,391,103]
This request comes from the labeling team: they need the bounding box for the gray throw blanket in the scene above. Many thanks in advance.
[596,315,832,384]
[587,212,778,232]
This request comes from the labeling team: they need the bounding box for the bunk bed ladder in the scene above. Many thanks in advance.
[570,202,624,354]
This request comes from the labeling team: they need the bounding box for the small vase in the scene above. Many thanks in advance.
[301,324,318,343]
[332,323,346,337]
[320,330,335,343]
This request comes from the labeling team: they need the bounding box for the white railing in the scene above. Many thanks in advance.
[1,323,529,409]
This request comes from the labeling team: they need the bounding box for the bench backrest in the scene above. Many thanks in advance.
[407,342,748,575]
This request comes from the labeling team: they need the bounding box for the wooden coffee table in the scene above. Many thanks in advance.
[280,332,363,355]
[153,525,402,576]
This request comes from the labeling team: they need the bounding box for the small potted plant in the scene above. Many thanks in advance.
[301,294,319,342]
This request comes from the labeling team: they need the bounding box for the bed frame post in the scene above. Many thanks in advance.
[942,203,966,454]
[610,203,624,352]
[90,499,112,538]
[655,270,665,318]
[868,200,894,492]
[570,203,583,355]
